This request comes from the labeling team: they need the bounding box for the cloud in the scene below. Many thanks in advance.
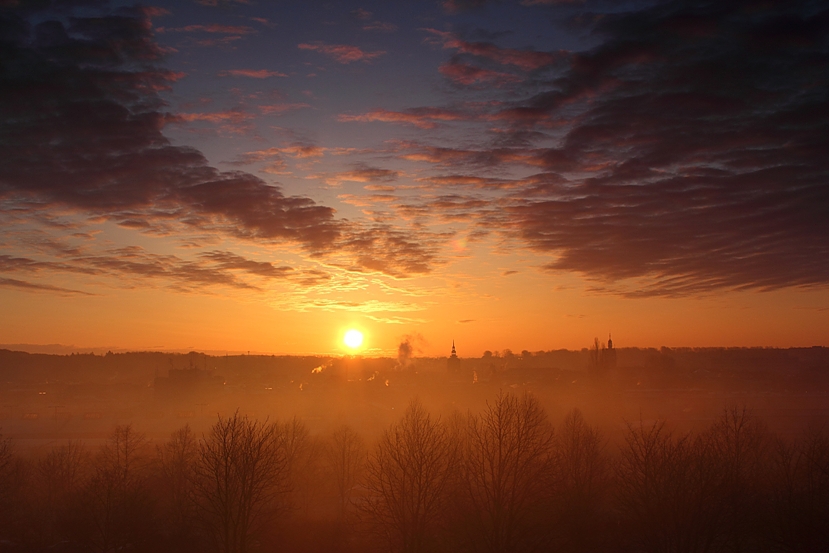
[439,60,520,86]
[418,175,521,189]
[327,164,400,185]
[198,251,294,279]
[194,0,252,6]
[230,144,324,169]
[156,24,256,35]
[395,142,540,168]
[0,248,299,294]
[0,277,93,296]
[176,108,253,124]
[0,6,339,253]
[0,4,460,289]
[352,8,372,20]
[442,0,492,14]
[498,0,829,295]
[219,69,287,78]
[258,103,311,115]
[335,225,441,278]
[521,0,584,5]
[297,42,385,64]
[338,108,468,129]
[424,28,560,70]
[363,21,398,33]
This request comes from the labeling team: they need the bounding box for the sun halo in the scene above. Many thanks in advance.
[343,329,364,349]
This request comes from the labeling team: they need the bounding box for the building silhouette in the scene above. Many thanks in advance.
[447,341,461,372]
[589,334,617,375]
[605,333,617,370]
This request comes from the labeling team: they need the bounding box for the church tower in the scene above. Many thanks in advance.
[447,340,461,372]
[604,333,617,370]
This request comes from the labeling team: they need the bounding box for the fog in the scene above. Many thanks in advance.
[0,345,828,552]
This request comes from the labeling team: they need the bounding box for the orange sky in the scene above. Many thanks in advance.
[2,1,828,356]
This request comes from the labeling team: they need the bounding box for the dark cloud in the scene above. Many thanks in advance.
[362,21,398,33]
[413,0,829,295]
[218,69,287,78]
[439,59,520,86]
[503,0,829,295]
[336,164,400,183]
[0,277,93,295]
[0,248,299,293]
[297,42,385,64]
[442,0,493,14]
[338,107,469,129]
[0,4,339,251]
[156,24,256,35]
[0,8,494,297]
[198,251,293,279]
[336,225,440,278]
[424,28,562,71]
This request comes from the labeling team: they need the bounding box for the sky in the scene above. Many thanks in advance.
[1,0,828,357]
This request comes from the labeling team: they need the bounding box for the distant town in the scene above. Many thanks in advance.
[2,343,828,443]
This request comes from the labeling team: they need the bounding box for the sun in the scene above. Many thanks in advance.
[343,329,364,349]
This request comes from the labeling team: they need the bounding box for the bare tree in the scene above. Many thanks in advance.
[34,441,90,546]
[194,412,290,553]
[615,419,723,553]
[359,400,455,553]
[706,406,768,552]
[767,423,829,552]
[278,416,316,516]
[158,425,199,548]
[0,431,16,539]
[551,408,610,553]
[324,425,366,520]
[74,424,155,553]
[458,391,554,553]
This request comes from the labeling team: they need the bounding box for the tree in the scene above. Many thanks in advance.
[551,409,610,553]
[158,425,200,550]
[74,424,156,553]
[615,419,723,553]
[359,400,455,553]
[34,441,90,547]
[194,412,290,553]
[324,425,366,520]
[458,391,554,553]
[706,406,769,552]
[0,430,16,539]
[767,423,829,552]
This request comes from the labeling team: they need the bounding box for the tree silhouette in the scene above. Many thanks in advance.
[324,424,366,521]
[359,400,455,553]
[551,408,610,553]
[158,424,200,550]
[616,419,723,553]
[706,406,768,552]
[194,412,290,553]
[767,423,829,552]
[0,430,16,540]
[73,424,155,553]
[458,391,554,553]
[34,441,90,547]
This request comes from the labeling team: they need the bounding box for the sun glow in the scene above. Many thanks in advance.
[343,329,364,349]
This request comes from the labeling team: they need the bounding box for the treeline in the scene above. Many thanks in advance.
[0,393,828,553]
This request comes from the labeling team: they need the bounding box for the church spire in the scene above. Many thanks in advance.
[448,340,460,372]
